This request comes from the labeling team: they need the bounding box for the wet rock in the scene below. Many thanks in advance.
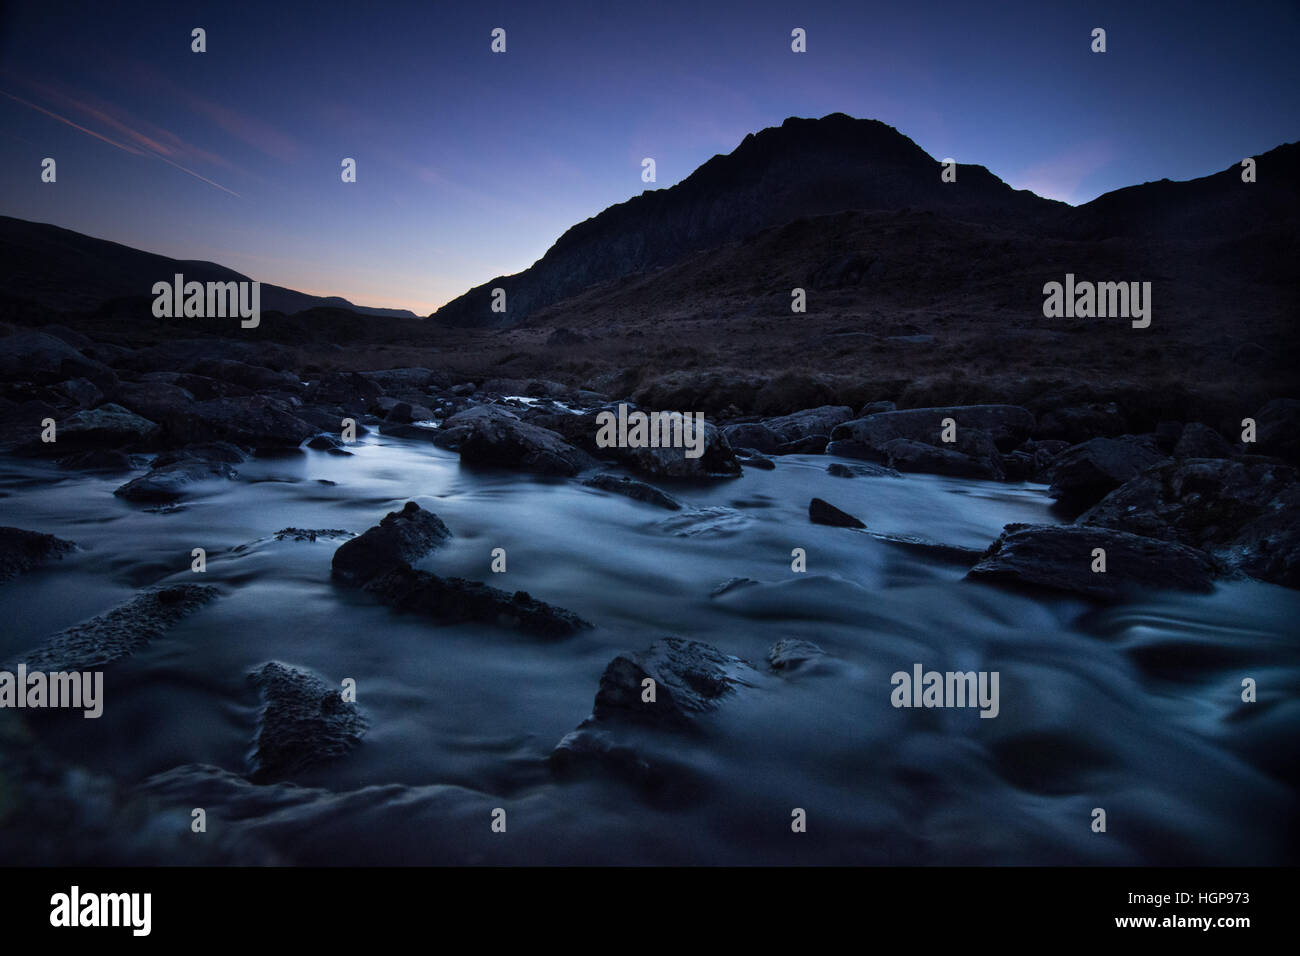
[1078,457,1300,588]
[384,401,435,424]
[722,422,780,453]
[247,662,367,782]
[1033,401,1129,444]
[774,434,829,454]
[114,461,237,502]
[273,528,354,543]
[331,501,452,585]
[966,524,1217,601]
[809,497,866,528]
[826,461,900,478]
[858,400,896,416]
[1047,437,1167,510]
[734,448,776,470]
[305,434,344,451]
[0,527,75,582]
[551,638,761,780]
[582,473,682,510]
[568,637,758,735]
[363,564,591,637]
[9,584,218,671]
[767,639,826,672]
[1174,423,1234,459]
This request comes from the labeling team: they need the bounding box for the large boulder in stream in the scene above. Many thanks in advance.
[331,502,452,585]
[966,524,1217,601]
[0,527,75,582]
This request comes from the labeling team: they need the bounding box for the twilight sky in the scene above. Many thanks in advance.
[1,0,1297,315]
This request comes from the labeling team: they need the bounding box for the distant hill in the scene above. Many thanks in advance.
[430,112,1298,329]
[0,216,418,318]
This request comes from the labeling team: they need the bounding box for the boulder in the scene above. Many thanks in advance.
[880,437,1003,479]
[767,639,826,672]
[331,501,452,585]
[113,461,237,502]
[832,404,1035,451]
[1047,437,1167,510]
[966,524,1217,601]
[809,497,866,528]
[615,421,742,480]
[162,396,316,449]
[1253,398,1300,464]
[1078,457,1300,588]
[457,408,599,476]
[20,403,159,455]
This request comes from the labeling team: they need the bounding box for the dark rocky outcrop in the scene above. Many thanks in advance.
[0,527,75,582]
[809,497,866,528]
[966,524,1217,601]
[331,501,452,585]
[247,662,367,782]
[1078,457,1300,588]
[162,396,316,449]
[1173,423,1234,459]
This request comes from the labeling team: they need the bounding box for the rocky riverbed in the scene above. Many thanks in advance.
[0,329,1297,864]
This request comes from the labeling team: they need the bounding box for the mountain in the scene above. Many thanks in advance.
[0,216,418,318]
[431,113,1066,328]
[431,113,1298,329]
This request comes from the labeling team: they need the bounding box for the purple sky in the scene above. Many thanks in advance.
[1,0,1297,314]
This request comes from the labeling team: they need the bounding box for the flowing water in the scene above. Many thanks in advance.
[1,432,1296,865]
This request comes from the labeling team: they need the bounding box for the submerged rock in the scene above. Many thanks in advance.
[247,661,367,782]
[827,461,900,478]
[331,502,452,585]
[582,473,682,510]
[767,639,826,672]
[966,524,1217,601]
[809,497,866,528]
[10,584,218,671]
[362,565,591,637]
[0,527,75,582]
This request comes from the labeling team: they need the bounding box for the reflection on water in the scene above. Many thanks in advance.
[1,432,1296,865]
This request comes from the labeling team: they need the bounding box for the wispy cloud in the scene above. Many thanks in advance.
[0,86,241,197]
